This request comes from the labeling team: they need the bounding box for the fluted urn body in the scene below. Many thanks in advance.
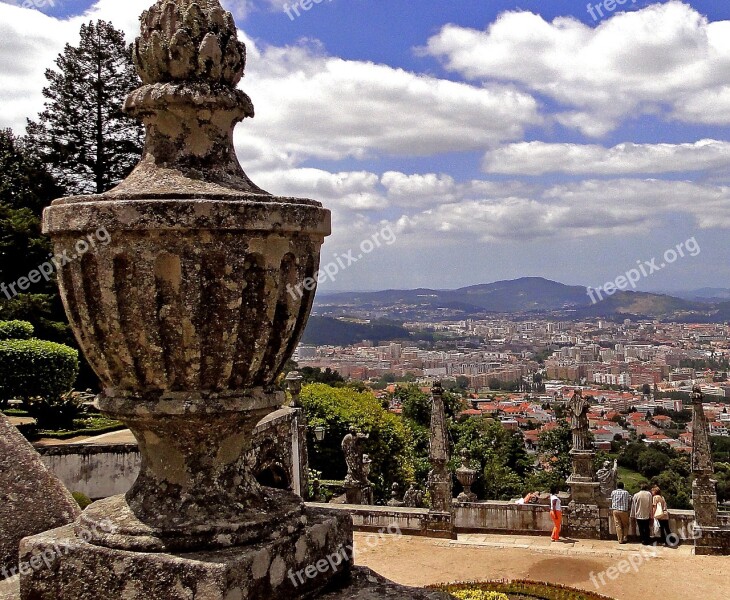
[456,449,477,503]
[42,0,329,552]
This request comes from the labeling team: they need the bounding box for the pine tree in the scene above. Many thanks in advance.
[26,20,143,195]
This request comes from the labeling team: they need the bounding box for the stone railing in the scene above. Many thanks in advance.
[309,500,724,542]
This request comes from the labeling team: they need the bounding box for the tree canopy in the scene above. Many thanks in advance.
[26,20,143,195]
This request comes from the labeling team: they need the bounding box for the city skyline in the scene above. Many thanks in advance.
[1,0,730,294]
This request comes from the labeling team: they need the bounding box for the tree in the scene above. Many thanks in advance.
[455,375,470,390]
[450,418,530,500]
[26,21,143,195]
[300,383,413,502]
[398,385,464,428]
[300,367,345,386]
[534,419,572,490]
[0,129,100,391]
[0,130,72,341]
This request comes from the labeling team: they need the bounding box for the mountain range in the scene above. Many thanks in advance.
[312,277,730,322]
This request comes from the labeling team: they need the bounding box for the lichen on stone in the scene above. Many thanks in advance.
[134,0,247,86]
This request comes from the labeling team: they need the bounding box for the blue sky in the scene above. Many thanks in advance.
[2,0,730,294]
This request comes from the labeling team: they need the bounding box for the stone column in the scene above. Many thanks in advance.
[21,2,355,598]
[426,382,454,538]
[690,386,730,555]
[691,386,718,528]
[286,371,309,499]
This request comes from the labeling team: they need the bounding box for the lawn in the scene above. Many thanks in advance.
[617,466,648,494]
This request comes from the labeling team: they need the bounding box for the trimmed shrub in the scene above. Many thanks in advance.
[0,320,34,341]
[0,339,79,401]
[0,339,79,428]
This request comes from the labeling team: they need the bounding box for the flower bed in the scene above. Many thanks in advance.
[435,580,615,600]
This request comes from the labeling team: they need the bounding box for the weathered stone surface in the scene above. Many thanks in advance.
[21,508,352,600]
[0,576,19,600]
[320,568,453,600]
[455,449,477,503]
[566,390,591,451]
[427,383,451,515]
[691,386,719,530]
[694,525,730,556]
[0,413,80,577]
[343,428,372,505]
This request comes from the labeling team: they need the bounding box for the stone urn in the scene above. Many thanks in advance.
[456,448,477,503]
[42,0,329,552]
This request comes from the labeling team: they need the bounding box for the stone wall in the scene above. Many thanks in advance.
[37,443,140,500]
[37,407,307,500]
[308,504,454,539]
[454,501,553,534]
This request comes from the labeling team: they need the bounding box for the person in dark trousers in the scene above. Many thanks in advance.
[652,485,677,547]
[632,482,653,545]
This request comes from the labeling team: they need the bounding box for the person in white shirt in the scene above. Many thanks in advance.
[549,485,562,542]
[632,483,653,545]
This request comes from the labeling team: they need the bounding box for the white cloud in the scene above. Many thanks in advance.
[424,1,730,135]
[255,168,387,212]
[241,44,541,161]
[483,139,730,176]
[386,177,730,245]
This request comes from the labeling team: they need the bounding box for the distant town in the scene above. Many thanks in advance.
[295,317,730,450]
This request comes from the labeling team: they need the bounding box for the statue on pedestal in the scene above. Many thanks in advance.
[567,390,591,451]
[342,427,369,486]
[342,427,372,504]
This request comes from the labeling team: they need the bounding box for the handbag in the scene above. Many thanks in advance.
[652,519,661,538]
[655,499,666,519]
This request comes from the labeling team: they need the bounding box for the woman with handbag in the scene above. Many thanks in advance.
[651,486,677,547]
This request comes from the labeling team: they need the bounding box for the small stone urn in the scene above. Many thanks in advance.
[456,448,478,503]
[41,0,329,553]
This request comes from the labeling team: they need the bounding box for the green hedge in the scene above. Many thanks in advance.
[0,320,34,341]
[0,339,79,402]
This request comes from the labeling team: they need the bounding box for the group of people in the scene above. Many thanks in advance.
[547,482,677,546]
[611,482,677,547]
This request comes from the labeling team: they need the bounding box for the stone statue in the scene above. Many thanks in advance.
[387,483,405,508]
[310,479,323,503]
[403,483,423,508]
[596,459,618,497]
[567,390,592,451]
[342,427,369,486]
